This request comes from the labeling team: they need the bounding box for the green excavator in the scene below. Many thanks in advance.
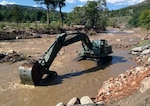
[19,32,112,85]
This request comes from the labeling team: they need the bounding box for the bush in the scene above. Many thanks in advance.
[0,23,6,29]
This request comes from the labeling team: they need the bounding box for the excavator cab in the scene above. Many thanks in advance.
[19,32,112,85]
[80,39,112,59]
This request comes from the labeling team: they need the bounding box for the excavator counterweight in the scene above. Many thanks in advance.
[19,32,112,85]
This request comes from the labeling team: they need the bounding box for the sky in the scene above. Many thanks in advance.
[0,0,146,12]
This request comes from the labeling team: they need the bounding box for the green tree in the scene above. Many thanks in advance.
[97,0,107,30]
[67,6,86,25]
[34,0,57,26]
[129,14,139,27]
[12,5,22,24]
[85,1,99,29]
[138,9,150,29]
[84,0,107,30]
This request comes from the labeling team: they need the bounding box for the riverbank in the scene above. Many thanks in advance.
[55,44,150,106]
[55,30,150,106]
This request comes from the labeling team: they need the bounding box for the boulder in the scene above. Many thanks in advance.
[131,47,143,52]
[56,102,65,106]
[67,97,80,106]
[116,39,121,42]
[80,96,94,105]
[142,49,150,55]
[140,77,150,93]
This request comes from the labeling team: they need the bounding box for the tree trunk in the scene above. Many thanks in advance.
[59,4,63,26]
[47,5,50,27]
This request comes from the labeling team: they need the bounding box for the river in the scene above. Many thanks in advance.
[0,49,137,106]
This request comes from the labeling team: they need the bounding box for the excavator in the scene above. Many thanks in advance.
[19,32,112,86]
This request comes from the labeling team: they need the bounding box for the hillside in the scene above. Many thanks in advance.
[107,0,150,29]
[0,4,45,10]
[0,4,60,23]
[108,0,150,17]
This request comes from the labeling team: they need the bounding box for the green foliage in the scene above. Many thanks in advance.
[0,23,5,29]
[109,1,150,17]
[85,1,99,29]
[128,14,139,27]
[66,0,107,31]
[50,21,62,29]
[12,5,22,24]
[0,5,47,23]
[34,0,65,26]
[138,9,150,29]
[108,0,150,29]
[66,6,86,25]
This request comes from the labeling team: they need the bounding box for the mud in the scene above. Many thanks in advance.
[0,32,140,106]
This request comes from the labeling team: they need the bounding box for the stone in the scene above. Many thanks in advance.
[135,66,144,72]
[148,57,150,62]
[56,102,65,106]
[131,47,143,52]
[119,74,126,79]
[142,49,150,55]
[108,77,114,82]
[131,81,137,86]
[67,97,80,106]
[140,77,150,93]
[116,39,121,42]
[80,96,94,105]
[6,50,16,55]
[96,101,105,106]
[130,39,133,41]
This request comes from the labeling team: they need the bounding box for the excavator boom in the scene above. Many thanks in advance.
[19,32,112,85]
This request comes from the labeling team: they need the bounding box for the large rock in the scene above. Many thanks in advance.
[140,77,150,93]
[80,96,94,105]
[56,102,66,106]
[67,97,80,106]
[130,47,142,55]
[130,44,150,55]
[142,49,150,55]
[131,47,143,52]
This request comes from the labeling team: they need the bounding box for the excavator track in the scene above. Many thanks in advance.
[19,60,43,85]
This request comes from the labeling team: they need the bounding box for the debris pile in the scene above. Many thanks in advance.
[130,44,150,55]
[130,43,150,66]
[94,43,150,103]
[94,66,150,102]
[56,96,104,106]
[0,50,27,63]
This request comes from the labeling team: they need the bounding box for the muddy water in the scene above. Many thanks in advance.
[0,49,137,106]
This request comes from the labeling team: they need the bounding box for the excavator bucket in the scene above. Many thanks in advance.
[19,60,43,86]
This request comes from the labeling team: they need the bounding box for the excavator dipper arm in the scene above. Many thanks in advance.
[19,32,93,85]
